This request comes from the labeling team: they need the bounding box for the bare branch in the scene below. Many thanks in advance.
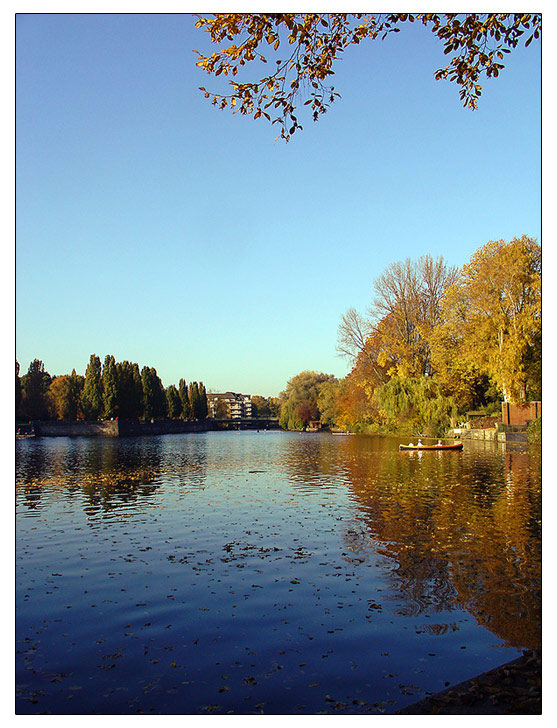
[336,307,371,362]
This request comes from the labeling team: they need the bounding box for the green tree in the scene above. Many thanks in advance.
[251,395,270,418]
[198,382,208,419]
[131,363,144,418]
[179,379,192,419]
[278,399,299,430]
[68,369,84,419]
[21,359,51,420]
[189,382,208,419]
[189,382,199,419]
[279,370,337,430]
[317,379,342,427]
[213,397,228,419]
[48,376,70,420]
[153,368,167,419]
[141,367,167,420]
[102,355,119,419]
[268,397,281,417]
[166,385,182,419]
[141,367,155,420]
[251,395,280,418]
[373,375,456,436]
[195,13,540,141]
[81,354,103,420]
[116,360,144,419]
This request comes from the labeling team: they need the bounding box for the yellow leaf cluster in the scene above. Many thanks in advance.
[193,13,540,141]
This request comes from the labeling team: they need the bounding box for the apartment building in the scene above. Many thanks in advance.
[207,392,253,419]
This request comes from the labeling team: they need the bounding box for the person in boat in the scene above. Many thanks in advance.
[436,439,443,446]
[417,439,423,447]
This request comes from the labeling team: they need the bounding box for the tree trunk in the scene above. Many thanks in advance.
[498,327,509,402]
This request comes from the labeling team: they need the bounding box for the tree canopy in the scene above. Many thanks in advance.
[179,378,193,419]
[434,236,541,403]
[330,237,540,432]
[81,354,103,420]
[279,370,337,430]
[21,359,51,420]
[166,384,182,419]
[251,395,280,418]
[48,370,84,421]
[337,255,457,379]
[141,366,167,421]
[194,13,541,141]
[373,375,456,436]
[16,354,210,424]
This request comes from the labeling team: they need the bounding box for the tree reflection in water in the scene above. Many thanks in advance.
[16,433,540,656]
[16,436,212,518]
[301,436,541,650]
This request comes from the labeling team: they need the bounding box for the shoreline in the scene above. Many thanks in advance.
[397,650,541,714]
[16,417,281,438]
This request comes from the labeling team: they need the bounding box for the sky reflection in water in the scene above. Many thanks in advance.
[16,431,541,714]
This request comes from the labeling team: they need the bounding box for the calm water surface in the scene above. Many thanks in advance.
[16,431,541,714]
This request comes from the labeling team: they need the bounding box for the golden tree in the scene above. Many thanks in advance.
[338,255,457,379]
[48,371,84,420]
[438,236,540,403]
[335,332,392,430]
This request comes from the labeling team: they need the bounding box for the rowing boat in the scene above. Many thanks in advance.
[399,443,463,451]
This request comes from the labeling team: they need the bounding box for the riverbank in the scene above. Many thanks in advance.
[452,422,529,445]
[397,650,541,714]
[17,418,281,438]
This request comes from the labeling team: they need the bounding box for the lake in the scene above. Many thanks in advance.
[16,431,541,714]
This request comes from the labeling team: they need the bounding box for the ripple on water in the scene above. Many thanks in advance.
[16,432,540,714]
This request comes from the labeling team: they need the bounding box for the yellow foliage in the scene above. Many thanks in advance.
[436,236,540,403]
[194,13,540,141]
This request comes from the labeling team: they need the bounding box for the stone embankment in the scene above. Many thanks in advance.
[451,404,541,445]
[452,419,528,445]
[19,418,280,438]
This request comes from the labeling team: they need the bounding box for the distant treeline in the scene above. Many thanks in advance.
[16,354,208,422]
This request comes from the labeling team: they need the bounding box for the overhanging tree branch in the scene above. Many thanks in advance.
[194,12,541,141]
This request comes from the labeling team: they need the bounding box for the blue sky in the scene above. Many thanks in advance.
[15,13,541,397]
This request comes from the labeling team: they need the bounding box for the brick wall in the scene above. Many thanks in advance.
[501,401,541,426]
